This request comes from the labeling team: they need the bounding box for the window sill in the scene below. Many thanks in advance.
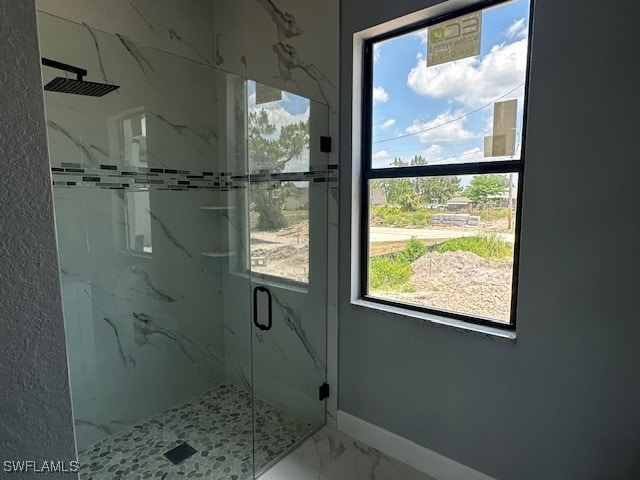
[351,299,517,343]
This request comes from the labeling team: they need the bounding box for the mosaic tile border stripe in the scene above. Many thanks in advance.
[51,163,338,190]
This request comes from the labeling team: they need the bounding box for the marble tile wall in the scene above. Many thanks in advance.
[40,12,227,450]
[39,0,340,454]
[213,0,340,428]
[37,0,215,65]
[218,76,330,430]
[39,13,219,172]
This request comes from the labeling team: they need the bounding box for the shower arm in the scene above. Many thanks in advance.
[41,57,87,81]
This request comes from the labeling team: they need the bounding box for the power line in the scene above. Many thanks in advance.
[373,83,525,145]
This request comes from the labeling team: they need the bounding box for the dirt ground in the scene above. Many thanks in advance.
[374,250,513,322]
[251,216,514,322]
[250,220,310,283]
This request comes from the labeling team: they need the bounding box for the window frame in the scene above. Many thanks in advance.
[359,0,534,330]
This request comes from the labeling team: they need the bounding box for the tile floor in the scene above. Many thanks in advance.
[78,384,314,480]
[261,426,437,480]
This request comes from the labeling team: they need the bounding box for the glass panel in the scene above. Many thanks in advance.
[247,81,311,174]
[249,83,329,476]
[41,11,329,480]
[250,181,310,283]
[367,173,518,323]
[40,12,256,479]
[370,0,531,167]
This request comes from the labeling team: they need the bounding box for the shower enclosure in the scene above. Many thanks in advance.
[39,12,332,479]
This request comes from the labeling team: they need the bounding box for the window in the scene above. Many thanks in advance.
[360,0,532,328]
[247,81,312,285]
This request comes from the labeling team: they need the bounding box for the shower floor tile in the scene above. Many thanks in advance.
[78,384,314,480]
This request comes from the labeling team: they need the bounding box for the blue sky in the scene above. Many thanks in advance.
[247,80,313,172]
[371,0,530,168]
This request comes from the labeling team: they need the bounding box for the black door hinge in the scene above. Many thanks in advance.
[320,136,332,153]
[319,383,330,401]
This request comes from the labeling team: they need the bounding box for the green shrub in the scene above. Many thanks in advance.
[470,207,511,221]
[435,234,513,259]
[396,237,427,263]
[370,206,433,227]
[369,238,427,291]
[369,256,413,291]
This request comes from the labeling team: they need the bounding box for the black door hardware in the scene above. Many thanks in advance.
[253,286,273,331]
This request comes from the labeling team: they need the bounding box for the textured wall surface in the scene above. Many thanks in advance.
[339,0,640,478]
[0,1,78,477]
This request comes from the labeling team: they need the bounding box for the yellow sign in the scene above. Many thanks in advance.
[427,11,482,67]
[484,99,518,157]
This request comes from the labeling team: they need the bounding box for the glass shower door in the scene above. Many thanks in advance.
[246,82,329,475]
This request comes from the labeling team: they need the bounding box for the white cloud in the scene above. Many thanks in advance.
[378,118,396,129]
[373,86,389,104]
[413,29,429,45]
[249,92,310,131]
[405,111,476,143]
[407,38,528,108]
[421,144,444,163]
[373,150,391,160]
[372,150,394,167]
[506,18,528,39]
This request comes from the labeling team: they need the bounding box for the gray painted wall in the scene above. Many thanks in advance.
[339,0,640,478]
[0,1,78,477]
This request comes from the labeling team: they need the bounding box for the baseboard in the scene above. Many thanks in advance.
[337,411,494,480]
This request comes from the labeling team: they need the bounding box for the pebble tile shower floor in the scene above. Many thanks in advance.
[78,384,313,480]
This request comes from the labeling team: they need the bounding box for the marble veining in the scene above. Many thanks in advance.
[132,312,199,364]
[37,0,216,65]
[82,22,111,83]
[271,42,335,111]
[272,294,324,376]
[261,426,437,480]
[117,33,155,83]
[103,317,136,369]
[256,0,304,41]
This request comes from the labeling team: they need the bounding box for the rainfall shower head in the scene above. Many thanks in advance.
[41,57,120,97]
[44,77,120,97]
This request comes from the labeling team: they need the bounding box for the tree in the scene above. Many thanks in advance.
[248,109,309,230]
[416,176,461,205]
[387,178,420,211]
[386,156,460,207]
[466,174,509,206]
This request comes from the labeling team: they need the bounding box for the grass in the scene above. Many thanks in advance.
[369,256,414,291]
[369,238,427,291]
[470,207,511,221]
[435,233,513,259]
[372,205,513,227]
[370,206,433,227]
[250,209,308,229]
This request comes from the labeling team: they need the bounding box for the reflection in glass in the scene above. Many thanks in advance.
[248,80,311,173]
[119,109,147,167]
[250,182,309,284]
[125,189,152,255]
[368,173,518,323]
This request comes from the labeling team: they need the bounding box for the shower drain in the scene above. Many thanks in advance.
[163,442,197,465]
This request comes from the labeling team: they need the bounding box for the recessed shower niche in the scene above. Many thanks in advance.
[39,11,333,479]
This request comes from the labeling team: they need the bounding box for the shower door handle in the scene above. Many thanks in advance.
[253,286,273,331]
